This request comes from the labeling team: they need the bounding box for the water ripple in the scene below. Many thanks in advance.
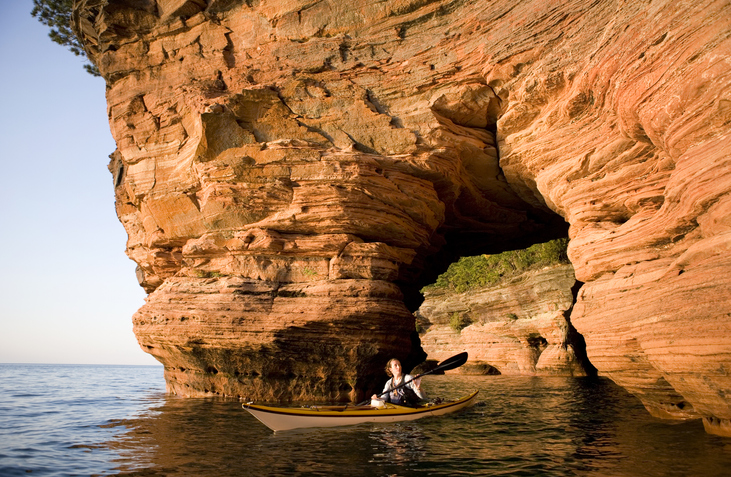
[2,366,731,476]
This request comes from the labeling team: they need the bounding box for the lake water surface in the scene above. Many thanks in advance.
[2,364,731,476]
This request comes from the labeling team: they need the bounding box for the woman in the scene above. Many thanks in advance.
[371,358,425,406]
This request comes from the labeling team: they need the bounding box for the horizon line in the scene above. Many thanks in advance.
[0,362,163,367]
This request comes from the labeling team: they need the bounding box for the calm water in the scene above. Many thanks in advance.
[2,365,731,476]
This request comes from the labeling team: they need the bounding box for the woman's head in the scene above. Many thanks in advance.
[385,358,402,378]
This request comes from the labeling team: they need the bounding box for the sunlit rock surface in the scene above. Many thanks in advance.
[74,0,731,434]
[417,265,592,377]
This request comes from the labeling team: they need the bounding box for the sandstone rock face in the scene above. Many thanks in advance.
[74,0,731,434]
[417,265,592,377]
[74,0,564,402]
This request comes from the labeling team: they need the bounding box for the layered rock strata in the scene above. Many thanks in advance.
[74,0,565,401]
[417,265,592,376]
[74,0,731,434]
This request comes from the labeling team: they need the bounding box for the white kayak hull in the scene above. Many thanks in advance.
[243,391,479,431]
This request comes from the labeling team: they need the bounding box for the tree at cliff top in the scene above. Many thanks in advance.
[31,0,100,76]
[423,238,570,294]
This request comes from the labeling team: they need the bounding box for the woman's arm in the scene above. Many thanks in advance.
[406,375,425,399]
[378,378,393,403]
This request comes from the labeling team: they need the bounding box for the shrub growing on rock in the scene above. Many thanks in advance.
[425,238,569,294]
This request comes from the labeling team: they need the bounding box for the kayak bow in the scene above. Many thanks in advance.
[243,391,479,431]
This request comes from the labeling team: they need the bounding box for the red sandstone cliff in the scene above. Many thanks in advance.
[73,0,731,435]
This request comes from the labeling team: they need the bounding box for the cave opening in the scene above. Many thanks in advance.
[400,82,571,313]
[409,233,598,377]
[400,182,571,313]
[402,85,590,374]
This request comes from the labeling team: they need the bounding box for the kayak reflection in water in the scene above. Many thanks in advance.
[371,359,425,407]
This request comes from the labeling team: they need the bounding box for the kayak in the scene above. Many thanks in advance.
[243,391,479,431]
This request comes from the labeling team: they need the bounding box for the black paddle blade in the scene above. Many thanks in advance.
[434,352,468,373]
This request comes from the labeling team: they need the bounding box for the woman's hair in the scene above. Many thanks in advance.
[385,358,401,377]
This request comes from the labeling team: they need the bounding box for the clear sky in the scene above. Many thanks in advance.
[0,1,158,365]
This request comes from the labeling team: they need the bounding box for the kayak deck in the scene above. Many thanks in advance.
[243,391,479,431]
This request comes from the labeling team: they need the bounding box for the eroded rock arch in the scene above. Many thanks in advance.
[75,0,731,435]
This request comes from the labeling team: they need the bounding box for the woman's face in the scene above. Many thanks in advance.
[390,360,402,379]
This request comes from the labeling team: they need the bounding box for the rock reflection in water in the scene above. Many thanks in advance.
[99,376,731,477]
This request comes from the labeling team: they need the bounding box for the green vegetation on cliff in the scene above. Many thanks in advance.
[423,238,570,294]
